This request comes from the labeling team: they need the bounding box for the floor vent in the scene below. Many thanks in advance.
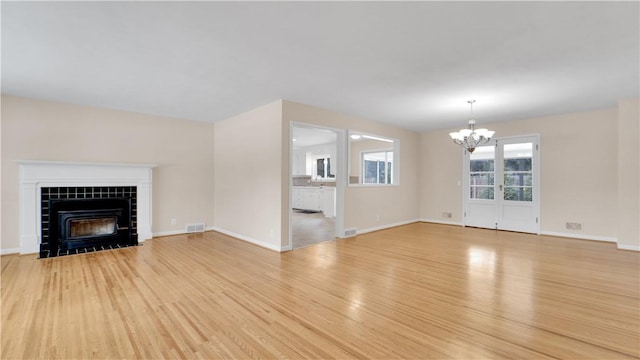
[186,223,205,233]
[344,228,357,237]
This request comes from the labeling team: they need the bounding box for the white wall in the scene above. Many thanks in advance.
[419,107,621,240]
[213,100,285,251]
[1,95,215,253]
[0,96,3,252]
[419,129,465,225]
[617,98,640,250]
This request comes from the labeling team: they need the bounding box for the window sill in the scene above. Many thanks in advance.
[348,183,399,188]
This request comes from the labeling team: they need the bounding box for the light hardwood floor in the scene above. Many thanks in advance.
[2,223,639,359]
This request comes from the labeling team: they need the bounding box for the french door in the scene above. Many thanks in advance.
[463,135,540,233]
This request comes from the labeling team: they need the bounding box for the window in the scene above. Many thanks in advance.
[469,146,495,200]
[313,155,334,179]
[362,151,393,184]
[348,131,399,186]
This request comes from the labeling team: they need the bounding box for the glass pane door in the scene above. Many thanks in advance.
[470,146,495,200]
[464,135,540,234]
[503,143,533,202]
[464,143,498,229]
[496,137,539,233]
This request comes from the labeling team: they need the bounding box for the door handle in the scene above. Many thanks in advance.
[499,184,503,191]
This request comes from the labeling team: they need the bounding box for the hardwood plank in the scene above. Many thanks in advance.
[2,223,639,359]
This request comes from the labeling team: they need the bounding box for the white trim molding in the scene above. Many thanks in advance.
[356,219,420,235]
[617,244,640,251]
[153,230,187,238]
[17,160,156,254]
[539,231,617,243]
[418,222,636,251]
[209,226,288,252]
[0,248,20,256]
[419,219,465,227]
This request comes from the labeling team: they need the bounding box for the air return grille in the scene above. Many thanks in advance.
[186,223,205,233]
[344,228,357,237]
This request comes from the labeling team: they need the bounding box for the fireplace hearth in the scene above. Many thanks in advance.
[40,186,138,258]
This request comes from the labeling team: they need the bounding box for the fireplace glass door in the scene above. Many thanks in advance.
[69,217,117,238]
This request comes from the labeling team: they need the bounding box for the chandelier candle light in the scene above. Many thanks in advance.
[449,100,495,153]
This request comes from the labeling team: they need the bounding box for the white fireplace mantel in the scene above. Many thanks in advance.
[18,160,157,254]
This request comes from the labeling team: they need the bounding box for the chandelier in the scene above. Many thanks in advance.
[449,100,495,153]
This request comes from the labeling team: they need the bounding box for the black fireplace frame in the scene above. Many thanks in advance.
[40,186,139,258]
[49,197,136,252]
[58,207,125,250]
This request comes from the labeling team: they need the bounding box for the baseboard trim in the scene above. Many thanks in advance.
[153,227,289,252]
[1,248,20,255]
[417,223,635,251]
[419,219,464,227]
[617,244,640,251]
[153,225,635,252]
[153,229,187,237]
[539,231,617,243]
[209,226,285,252]
[357,219,421,235]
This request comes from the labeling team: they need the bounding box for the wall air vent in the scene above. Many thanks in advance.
[344,228,357,237]
[186,223,205,233]
[566,222,582,231]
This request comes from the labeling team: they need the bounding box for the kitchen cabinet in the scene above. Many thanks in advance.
[293,186,335,217]
[292,188,304,209]
[292,187,321,211]
[322,187,336,218]
[292,149,308,175]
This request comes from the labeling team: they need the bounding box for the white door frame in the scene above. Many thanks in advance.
[463,134,540,234]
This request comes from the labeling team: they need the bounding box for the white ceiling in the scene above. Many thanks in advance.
[2,2,638,132]
[292,126,336,148]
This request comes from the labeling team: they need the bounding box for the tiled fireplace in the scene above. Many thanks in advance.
[40,186,138,258]
[18,161,156,256]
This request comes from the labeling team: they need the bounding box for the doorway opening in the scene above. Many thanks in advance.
[290,124,344,249]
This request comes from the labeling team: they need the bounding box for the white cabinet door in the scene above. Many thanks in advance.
[292,188,304,209]
[292,150,308,175]
[322,187,336,218]
[293,188,321,211]
[292,153,299,175]
[298,152,308,175]
[302,189,321,211]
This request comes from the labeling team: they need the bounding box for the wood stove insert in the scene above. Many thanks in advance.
[44,196,138,258]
